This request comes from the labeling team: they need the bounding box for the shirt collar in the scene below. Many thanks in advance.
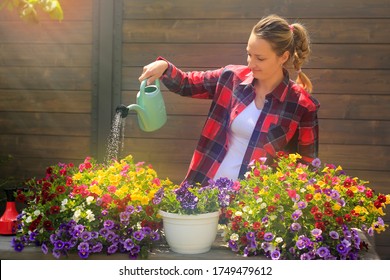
[240,69,290,102]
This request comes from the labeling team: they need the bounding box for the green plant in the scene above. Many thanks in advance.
[0,0,63,22]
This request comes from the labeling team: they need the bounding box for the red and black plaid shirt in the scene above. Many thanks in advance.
[160,58,320,186]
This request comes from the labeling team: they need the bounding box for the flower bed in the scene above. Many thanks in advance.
[11,155,170,259]
[221,152,389,259]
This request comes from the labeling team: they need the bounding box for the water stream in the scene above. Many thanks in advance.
[104,112,126,164]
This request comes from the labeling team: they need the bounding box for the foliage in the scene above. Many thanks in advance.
[0,0,63,22]
[11,155,169,259]
[222,152,389,260]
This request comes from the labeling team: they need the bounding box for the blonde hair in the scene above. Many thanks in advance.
[252,14,313,93]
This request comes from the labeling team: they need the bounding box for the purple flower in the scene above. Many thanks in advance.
[263,232,274,242]
[153,187,164,205]
[300,253,312,260]
[296,239,305,250]
[311,228,322,237]
[311,158,321,168]
[29,232,37,242]
[12,240,25,252]
[316,247,330,258]
[130,245,141,254]
[133,230,145,241]
[119,212,130,224]
[91,242,103,253]
[63,242,71,251]
[297,201,307,209]
[291,210,302,221]
[99,228,109,237]
[271,250,281,260]
[290,222,301,232]
[71,230,81,238]
[52,250,61,259]
[107,244,118,254]
[330,190,340,200]
[78,250,89,259]
[105,231,116,242]
[150,231,160,241]
[123,238,134,250]
[77,242,89,252]
[125,205,135,214]
[81,231,92,241]
[53,240,64,250]
[246,232,256,241]
[90,231,99,239]
[329,231,339,239]
[229,240,239,252]
[261,242,271,252]
[103,220,115,229]
[74,224,85,232]
[41,243,48,254]
[336,243,349,255]
[142,227,152,235]
[101,209,108,216]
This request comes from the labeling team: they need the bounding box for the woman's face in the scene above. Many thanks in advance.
[246,33,288,81]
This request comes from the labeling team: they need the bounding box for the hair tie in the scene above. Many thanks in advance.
[289,24,294,32]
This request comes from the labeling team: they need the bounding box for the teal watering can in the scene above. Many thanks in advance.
[116,79,167,132]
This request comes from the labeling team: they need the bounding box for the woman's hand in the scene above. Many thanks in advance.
[138,60,169,85]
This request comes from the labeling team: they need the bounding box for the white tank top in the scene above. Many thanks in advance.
[213,100,261,181]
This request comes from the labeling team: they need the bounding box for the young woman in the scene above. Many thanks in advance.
[138,14,320,186]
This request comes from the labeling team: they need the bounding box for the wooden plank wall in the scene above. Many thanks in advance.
[120,0,390,258]
[0,0,93,178]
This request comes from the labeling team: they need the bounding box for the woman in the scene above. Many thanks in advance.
[138,14,320,186]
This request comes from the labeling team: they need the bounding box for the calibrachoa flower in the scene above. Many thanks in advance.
[155,177,236,215]
[222,152,390,260]
[11,155,169,259]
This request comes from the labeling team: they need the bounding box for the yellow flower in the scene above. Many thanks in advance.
[89,185,103,196]
[333,203,341,211]
[296,168,304,174]
[350,186,358,193]
[140,196,149,205]
[288,153,301,162]
[72,172,82,181]
[335,165,343,171]
[317,181,326,188]
[313,193,322,201]
[306,185,315,192]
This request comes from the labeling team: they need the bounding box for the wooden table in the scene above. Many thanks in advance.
[0,230,380,260]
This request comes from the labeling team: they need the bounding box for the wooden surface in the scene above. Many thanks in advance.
[0,230,380,260]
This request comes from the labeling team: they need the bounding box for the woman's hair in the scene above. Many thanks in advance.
[252,14,313,93]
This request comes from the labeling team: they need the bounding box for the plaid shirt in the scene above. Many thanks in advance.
[160,58,320,186]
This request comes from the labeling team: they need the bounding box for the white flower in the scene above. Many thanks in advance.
[230,233,239,241]
[256,197,263,203]
[275,237,283,243]
[33,210,41,216]
[86,196,94,205]
[73,209,81,222]
[269,215,277,221]
[244,171,251,179]
[260,202,267,209]
[61,198,68,206]
[85,209,95,222]
[26,216,32,223]
[242,206,250,213]
[235,211,243,217]
[277,206,284,212]
[300,188,306,193]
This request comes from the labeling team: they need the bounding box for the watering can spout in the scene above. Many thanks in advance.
[116,79,167,132]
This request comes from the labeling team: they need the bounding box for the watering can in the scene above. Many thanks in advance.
[116,79,167,132]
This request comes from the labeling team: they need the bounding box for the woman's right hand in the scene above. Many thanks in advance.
[138,60,169,85]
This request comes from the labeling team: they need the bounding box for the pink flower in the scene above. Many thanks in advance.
[232,181,241,191]
[107,185,117,193]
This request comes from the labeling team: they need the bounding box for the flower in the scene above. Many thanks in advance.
[222,152,390,260]
[155,178,236,215]
[11,155,167,259]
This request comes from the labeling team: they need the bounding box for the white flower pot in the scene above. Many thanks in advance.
[158,210,219,254]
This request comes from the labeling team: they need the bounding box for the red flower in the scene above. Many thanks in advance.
[243,221,249,228]
[344,214,352,222]
[43,220,54,231]
[374,200,382,209]
[252,222,261,230]
[335,216,344,225]
[287,189,297,199]
[305,194,313,202]
[226,209,233,218]
[16,193,27,203]
[365,189,373,198]
[253,168,260,177]
[56,185,66,194]
[378,194,387,203]
[343,177,352,188]
[256,231,265,239]
[315,222,325,231]
[346,189,354,198]
[324,201,331,208]
[324,207,334,216]
[313,212,323,221]
[234,216,242,223]
[240,236,248,245]
[310,206,319,214]
[145,205,154,217]
[253,186,260,194]
[232,221,239,231]
[49,205,60,215]
[267,205,276,213]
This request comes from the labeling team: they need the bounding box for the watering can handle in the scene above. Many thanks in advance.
[140,79,160,95]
